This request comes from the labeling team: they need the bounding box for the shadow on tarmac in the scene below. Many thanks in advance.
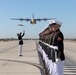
[0,58,44,75]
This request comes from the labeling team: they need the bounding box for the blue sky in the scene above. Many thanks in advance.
[0,0,76,39]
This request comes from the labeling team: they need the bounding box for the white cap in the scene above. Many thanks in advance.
[49,19,62,25]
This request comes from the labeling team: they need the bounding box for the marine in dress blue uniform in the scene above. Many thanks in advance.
[17,30,25,56]
[48,19,65,75]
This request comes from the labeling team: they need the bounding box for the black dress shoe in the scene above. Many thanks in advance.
[19,55,23,56]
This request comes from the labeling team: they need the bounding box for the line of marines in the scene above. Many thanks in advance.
[38,19,65,75]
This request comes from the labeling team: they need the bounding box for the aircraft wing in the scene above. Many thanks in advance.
[35,18,56,21]
[10,18,31,21]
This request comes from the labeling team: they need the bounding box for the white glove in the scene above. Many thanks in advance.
[23,30,25,33]
[56,58,61,62]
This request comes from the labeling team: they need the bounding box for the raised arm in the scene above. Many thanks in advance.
[21,30,25,37]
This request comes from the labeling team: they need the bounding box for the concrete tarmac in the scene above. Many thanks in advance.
[0,40,76,75]
[64,40,76,75]
[0,40,44,75]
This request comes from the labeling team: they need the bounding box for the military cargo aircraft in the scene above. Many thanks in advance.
[10,13,56,24]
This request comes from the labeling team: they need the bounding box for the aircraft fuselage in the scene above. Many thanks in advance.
[30,19,36,24]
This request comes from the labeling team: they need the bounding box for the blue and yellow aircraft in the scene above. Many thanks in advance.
[10,13,55,24]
